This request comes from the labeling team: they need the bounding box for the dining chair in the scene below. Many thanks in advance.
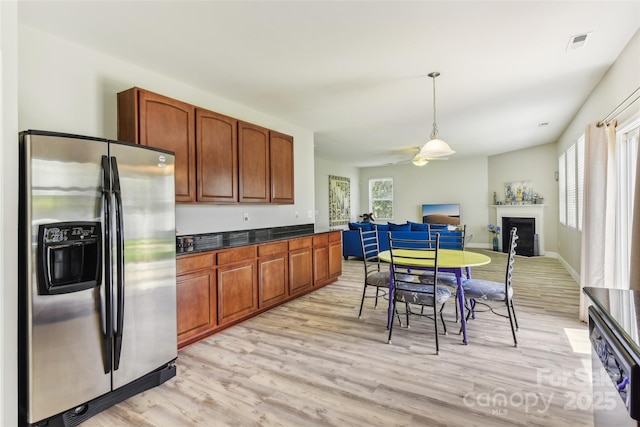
[357,228,391,319]
[420,224,467,286]
[419,224,467,321]
[388,233,451,354]
[428,223,466,250]
[461,227,519,347]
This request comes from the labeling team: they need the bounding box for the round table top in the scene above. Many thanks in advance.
[377,249,491,269]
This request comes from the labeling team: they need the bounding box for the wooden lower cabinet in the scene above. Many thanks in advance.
[288,237,313,295]
[258,242,289,308]
[176,233,340,349]
[329,233,343,279]
[313,231,342,286]
[217,246,258,326]
[176,253,216,347]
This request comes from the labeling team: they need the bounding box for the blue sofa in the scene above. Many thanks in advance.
[342,221,464,259]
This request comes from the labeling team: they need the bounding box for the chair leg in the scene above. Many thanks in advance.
[374,287,379,308]
[439,304,448,335]
[510,299,519,330]
[465,299,474,322]
[405,302,410,328]
[388,298,398,344]
[433,302,440,355]
[358,283,368,319]
[506,299,518,347]
[395,307,403,327]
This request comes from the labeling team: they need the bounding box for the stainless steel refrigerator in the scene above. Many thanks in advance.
[18,130,178,426]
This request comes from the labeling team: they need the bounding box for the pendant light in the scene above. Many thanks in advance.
[416,72,455,160]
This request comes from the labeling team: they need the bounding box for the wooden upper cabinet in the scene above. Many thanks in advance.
[118,87,294,205]
[238,121,270,203]
[118,87,196,202]
[269,131,294,204]
[196,108,238,203]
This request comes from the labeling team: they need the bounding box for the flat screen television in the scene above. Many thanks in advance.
[422,203,460,225]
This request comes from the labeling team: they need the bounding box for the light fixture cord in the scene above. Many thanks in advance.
[431,74,438,139]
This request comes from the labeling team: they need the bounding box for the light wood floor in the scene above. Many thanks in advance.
[86,250,593,426]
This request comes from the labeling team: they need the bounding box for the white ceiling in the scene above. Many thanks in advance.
[18,1,640,167]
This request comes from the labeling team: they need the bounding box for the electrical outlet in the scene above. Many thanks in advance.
[308,210,313,218]
[295,211,299,218]
[243,212,249,222]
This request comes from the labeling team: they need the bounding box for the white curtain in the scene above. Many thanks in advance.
[579,121,617,322]
[629,125,640,290]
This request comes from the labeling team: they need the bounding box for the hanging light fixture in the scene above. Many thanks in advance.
[416,72,455,160]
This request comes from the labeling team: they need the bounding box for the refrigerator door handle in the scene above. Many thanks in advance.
[110,157,125,371]
[101,155,113,375]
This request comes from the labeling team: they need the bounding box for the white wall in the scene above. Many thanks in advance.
[1,2,19,425]
[314,157,360,230]
[358,157,490,247]
[18,24,316,236]
[556,28,640,274]
[488,142,559,253]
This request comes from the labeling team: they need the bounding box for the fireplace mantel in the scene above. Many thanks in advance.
[492,204,546,255]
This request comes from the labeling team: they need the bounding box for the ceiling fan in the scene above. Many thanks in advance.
[390,147,449,166]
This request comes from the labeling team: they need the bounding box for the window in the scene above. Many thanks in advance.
[369,178,393,220]
[559,153,566,225]
[559,136,585,229]
[567,144,576,228]
[577,135,585,230]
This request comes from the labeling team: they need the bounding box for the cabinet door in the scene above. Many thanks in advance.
[196,108,238,203]
[270,131,294,204]
[176,269,216,347]
[238,121,270,203]
[217,260,258,325]
[135,89,196,202]
[258,254,288,308]
[289,248,312,295]
[329,240,343,279]
[313,245,330,286]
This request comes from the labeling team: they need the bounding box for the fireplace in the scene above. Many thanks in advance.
[494,204,546,255]
[502,217,536,256]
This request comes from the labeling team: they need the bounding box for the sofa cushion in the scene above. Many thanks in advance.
[348,221,373,231]
[409,221,428,231]
[388,222,410,231]
[373,223,389,233]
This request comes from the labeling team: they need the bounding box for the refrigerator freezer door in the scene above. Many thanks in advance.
[108,141,177,389]
[23,133,111,423]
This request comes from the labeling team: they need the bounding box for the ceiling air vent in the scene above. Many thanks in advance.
[567,32,592,51]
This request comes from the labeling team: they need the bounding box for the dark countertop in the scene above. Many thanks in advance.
[584,286,640,360]
[176,224,341,255]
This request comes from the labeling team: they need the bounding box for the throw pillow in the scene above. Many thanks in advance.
[409,221,428,231]
[388,222,410,231]
[348,222,373,231]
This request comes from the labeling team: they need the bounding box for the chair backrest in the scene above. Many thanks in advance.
[428,223,466,250]
[388,232,440,291]
[505,227,519,292]
[359,228,383,276]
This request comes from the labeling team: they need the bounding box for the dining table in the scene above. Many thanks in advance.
[377,248,491,344]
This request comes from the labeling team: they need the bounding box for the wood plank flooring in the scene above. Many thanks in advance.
[86,250,594,426]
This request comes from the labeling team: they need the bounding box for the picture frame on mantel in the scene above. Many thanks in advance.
[505,180,533,204]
